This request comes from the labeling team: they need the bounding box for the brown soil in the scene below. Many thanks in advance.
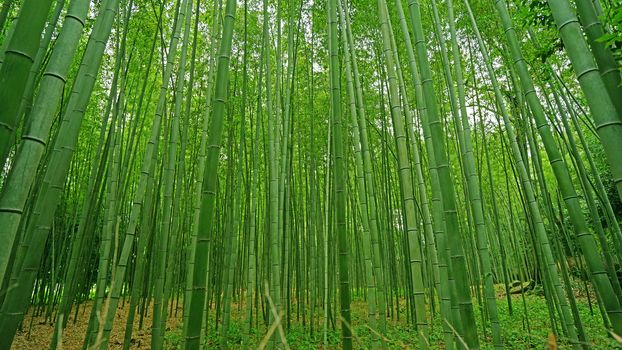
[12,300,182,350]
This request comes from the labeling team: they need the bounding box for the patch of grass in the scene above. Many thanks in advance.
[164,328,183,349]
[165,292,619,349]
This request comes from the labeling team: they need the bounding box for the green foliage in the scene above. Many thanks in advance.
[598,4,622,70]
[164,328,184,349]
[515,0,555,27]
[162,292,618,349]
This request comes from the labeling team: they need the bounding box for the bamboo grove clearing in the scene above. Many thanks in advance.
[1,0,622,348]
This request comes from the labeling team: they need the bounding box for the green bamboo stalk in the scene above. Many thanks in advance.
[151,1,189,348]
[571,0,622,121]
[0,0,14,33]
[327,0,352,347]
[406,0,480,346]
[442,0,502,344]
[466,0,580,345]
[342,0,388,335]
[545,0,622,205]
[378,0,430,346]
[495,0,622,335]
[0,0,54,166]
[0,0,120,345]
[184,0,237,346]
[0,0,91,293]
[337,0,378,342]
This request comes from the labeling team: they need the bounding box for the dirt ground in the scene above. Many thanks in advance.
[12,300,182,349]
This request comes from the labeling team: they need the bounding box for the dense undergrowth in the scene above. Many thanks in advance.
[164,292,618,349]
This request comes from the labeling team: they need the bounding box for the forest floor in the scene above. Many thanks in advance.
[12,299,182,350]
[12,285,620,349]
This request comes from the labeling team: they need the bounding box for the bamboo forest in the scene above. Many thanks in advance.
[3,0,622,348]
